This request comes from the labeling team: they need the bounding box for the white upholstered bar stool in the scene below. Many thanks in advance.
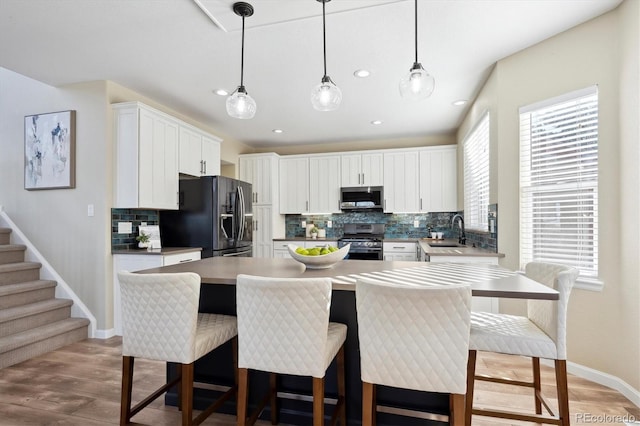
[235,274,347,426]
[356,278,472,426]
[465,262,579,426]
[118,271,238,426]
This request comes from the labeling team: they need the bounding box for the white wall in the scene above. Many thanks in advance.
[456,2,639,391]
[0,70,112,328]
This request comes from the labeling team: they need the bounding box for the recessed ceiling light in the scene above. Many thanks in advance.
[354,69,370,78]
[272,129,284,134]
[213,89,228,96]
[452,99,468,106]
[371,120,383,125]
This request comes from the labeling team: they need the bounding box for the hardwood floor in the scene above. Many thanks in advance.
[0,337,637,425]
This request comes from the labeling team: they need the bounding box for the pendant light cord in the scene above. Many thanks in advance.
[414,0,418,64]
[240,14,246,87]
[322,0,327,78]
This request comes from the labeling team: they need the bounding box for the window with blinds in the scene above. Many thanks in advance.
[519,86,598,277]
[463,113,490,231]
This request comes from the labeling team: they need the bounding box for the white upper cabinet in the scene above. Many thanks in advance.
[419,146,457,212]
[178,126,221,177]
[340,152,383,187]
[309,155,341,213]
[114,102,179,210]
[239,153,279,205]
[383,150,420,213]
[279,157,310,214]
[279,155,341,214]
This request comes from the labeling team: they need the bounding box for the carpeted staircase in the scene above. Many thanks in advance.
[0,227,90,369]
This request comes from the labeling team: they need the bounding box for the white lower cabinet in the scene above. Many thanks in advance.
[113,250,201,335]
[383,242,418,261]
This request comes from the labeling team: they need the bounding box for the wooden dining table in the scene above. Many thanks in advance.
[139,257,558,425]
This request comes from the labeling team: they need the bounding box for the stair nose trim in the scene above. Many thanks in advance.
[0,245,27,252]
[0,280,57,297]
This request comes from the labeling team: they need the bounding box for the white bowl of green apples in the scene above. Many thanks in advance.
[287,243,350,269]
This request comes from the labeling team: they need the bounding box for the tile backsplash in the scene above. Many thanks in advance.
[286,204,499,252]
[111,208,159,250]
[285,212,457,239]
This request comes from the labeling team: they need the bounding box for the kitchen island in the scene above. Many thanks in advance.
[140,257,557,425]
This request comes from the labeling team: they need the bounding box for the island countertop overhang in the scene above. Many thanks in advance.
[138,257,557,300]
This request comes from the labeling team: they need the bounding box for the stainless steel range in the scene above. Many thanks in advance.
[338,223,384,261]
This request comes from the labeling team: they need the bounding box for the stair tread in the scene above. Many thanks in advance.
[0,244,26,252]
[0,318,90,353]
[0,280,56,297]
[0,262,41,272]
[0,298,73,322]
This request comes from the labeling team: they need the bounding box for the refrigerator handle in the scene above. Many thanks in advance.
[237,186,246,244]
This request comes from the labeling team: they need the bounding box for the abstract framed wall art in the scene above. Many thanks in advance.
[24,110,76,190]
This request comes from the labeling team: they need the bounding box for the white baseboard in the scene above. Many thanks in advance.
[541,359,640,408]
[93,328,116,339]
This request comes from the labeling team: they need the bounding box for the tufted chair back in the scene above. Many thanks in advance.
[525,262,579,360]
[356,278,471,394]
[236,274,333,378]
[118,271,201,364]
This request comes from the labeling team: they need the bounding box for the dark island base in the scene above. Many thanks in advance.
[165,283,450,425]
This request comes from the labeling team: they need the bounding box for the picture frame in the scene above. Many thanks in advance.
[24,110,76,190]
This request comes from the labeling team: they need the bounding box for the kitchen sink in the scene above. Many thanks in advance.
[427,242,464,248]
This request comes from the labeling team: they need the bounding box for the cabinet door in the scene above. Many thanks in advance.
[253,205,273,258]
[309,155,341,213]
[201,136,220,176]
[340,154,362,186]
[279,157,309,214]
[239,157,255,195]
[139,109,179,210]
[240,155,275,205]
[178,127,202,177]
[383,151,419,213]
[361,152,384,186]
[419,147,457,212]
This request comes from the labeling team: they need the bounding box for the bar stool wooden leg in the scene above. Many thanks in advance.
[532,357,542,414]
[237,368,249,426]
[313,377,325,426]
[120,356,134,425]
[449,393,465,426]
[362,381,375,426]
[270,373,278,425]
[181,363,194,426]
[555,360,570,426]
[464,350,476,426]
[336,345,346,426]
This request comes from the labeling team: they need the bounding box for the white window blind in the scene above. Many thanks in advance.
[463,113,490,231]
[519,86,598,277]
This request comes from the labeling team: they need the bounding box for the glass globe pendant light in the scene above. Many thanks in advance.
[311,0,342,111]
[399,0,435,100]
[226,2,256,119]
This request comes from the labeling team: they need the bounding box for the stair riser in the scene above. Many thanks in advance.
[0,287,56,309]
[0,250,26,265]
[0,326,88,369]
[0,306,72,338]
[0,268,40,285]
[0,234,9,246]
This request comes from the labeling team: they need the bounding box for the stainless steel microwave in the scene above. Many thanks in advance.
[340,186,384,211]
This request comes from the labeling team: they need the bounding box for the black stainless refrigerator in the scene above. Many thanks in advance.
[159,176,253,258]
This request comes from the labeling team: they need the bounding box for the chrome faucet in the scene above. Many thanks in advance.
[451,214,466,245]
